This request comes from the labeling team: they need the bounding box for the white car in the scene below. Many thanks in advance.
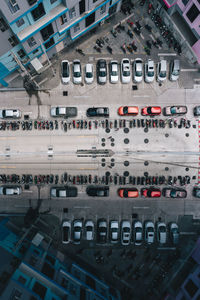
[0,186,22,196]
[62,220,71,244]
[157,222,167,244]
[85,220,94,241]
[133,58,143,83]
[0,109,21,119]
[85,63,94,84]
[145,221,155,244]
[61,60,70,84]
[110,61,119,83]
[121,220,131,245]
[73,220,82,244]
[134,221,143,245]
[157,60,167,82]
[170,223,179,245]
[110,220,119,243]
[73,60,82,84]
[121,58,131,83]
[145,59,155,83]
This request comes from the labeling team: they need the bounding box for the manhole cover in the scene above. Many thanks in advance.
[144,161,149,166]
[124,161,129,167]
[144,128,148,133]
[185,133,189,137]
[165,133,169,137]
[165,167,169,171]
[124,138,129,144]
[124,128,129,134]
[144,139,149,143]
[124,171,129,177]
[106,128,110,133]
[102,143,105,147]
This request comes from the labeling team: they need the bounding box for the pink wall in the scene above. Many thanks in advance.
[192,40,200,64]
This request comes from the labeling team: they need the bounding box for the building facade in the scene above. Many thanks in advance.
[0,0,122,87]
[0,218,121,300]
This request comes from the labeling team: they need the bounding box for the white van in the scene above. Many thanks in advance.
[157,60,167,82]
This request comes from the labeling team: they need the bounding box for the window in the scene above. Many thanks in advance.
[93,0,98,2]
[69,7,76,19]
[5,0,20,14]
[31,3,45,21]
[40,23,54,41]
[184,279,198,297]
[186,4,199,23]
[0,17,9,32]
[86,12,95,27]
[74,23,80,33]
[10,289,22,299]
[50,0,57,3]
[182,0,189,5]
[16,17,24,27]
[32,281,47,299]
[44,37,54,49]
[100,4,106,14]
[33,49,39,54]
[8,35,19,46]
[17,49,26,58]
[61,277,68,288]
[45,254,55,265]
[79,0,85,15]
[27,0,37,5]
[27,37,36,47]
[18,275,26,285]
[60,13,67,25]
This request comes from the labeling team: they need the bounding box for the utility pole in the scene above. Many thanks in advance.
[11,51,40,90]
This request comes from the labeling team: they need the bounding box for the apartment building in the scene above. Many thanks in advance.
[151,0,200,64]
[0,0,122,87]
[0,217,121,299]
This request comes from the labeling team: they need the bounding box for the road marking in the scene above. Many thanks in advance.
[0,137,16,140]
[180,232,197,235]
[132,95,150,97]
[133,206,149,209]
[0,166,16,169]
[73,96,91,98]
[74,206,90,209]
[181,69,199,72]
[158,53,177,56]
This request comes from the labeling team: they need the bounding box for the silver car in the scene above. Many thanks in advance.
[170,223,179,245]
[157,222,167,244]
[0,109,21,119]
[110,60,119,83]
[110,220,119,243]
[85,220,94,241]
[145,221,155,244]
[73,60,82,84]
[133,58,143,83]
[73,220,82,244]
[134,221,143,245]
[121,220,131,246]
[0,185,22,196]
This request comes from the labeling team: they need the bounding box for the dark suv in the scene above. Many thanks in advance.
[86,186,109,197]
[97,59,107,84]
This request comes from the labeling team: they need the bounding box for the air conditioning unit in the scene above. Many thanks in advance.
[100,20,105,26]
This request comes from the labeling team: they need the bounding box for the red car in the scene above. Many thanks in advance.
[141,106,161,116]
[141,188,161,198]
[118,106,139,116]
[118,188,139,198]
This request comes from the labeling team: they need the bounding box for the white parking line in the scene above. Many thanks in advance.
[133,206,149,209]
[181,69,199,72]
[158,53,177,56]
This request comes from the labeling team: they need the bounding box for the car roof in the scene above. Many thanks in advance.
[134,221,142,227]
[122,220,131,227]
[86,63,93,72]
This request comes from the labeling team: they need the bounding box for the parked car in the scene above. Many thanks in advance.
[85,220,94,241]
[0,185,22,195]
[121,58,131,83]
[86,186,109,197]
[141,106,161,116]
[157,222,167,244]
[73,220,82,244]
[141,188,161,198]
[62,220,71,244]
[145,221,155,244]
[134,221,143,245]
[50,107,77,117]
[133,58,143,83]
[110,220,119,243]
[73,60,82,84]
[97,219,107,243]
[121,220,131,246]
[157,60,167,82]
[194,106,200,116]
[145,59,155,83]
[0,109,21,119]
[163,187,187,198]
[86,107,109,117]
[110,60,119,83]
[51,186,77,198]
[61,60,70,84]
[97,59,107,84]
[169,59,180,81]
[170,223,179,245]
[193,187,200,198]
[118,106,139,116]
[118,188,139,198]
[163,106,187,116]
[85,63,94,84]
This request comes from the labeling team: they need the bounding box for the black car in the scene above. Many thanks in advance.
[97,59,107,84]
[86,186,109,197]
[194,106,200,116]
[97,219,107,243]
[86,107,109,117]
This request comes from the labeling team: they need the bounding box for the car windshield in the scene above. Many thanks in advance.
[99,71,106,77]
[2,110,6,117]
[123,107,128,114]
[136,71,142,76]
[170,190,177,198]
[74,72,81,77]
[123,227,130,232]
[170,107,177,114]
[123,70,130,76]
[86,72,92,78]
[62,63,69,77]
[148,70,154,76]
[111,70,117,76]
[136,227,142,233]
[86,226,93,231]
[160,71,166,78]
[97,190,105,196]
[173,70,179,76]
[147,107,152,114]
